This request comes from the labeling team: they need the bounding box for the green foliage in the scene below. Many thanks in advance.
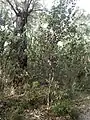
[0,0,90,119]
[32,81,40,88]
[52,99,73,116]
[10,109,25,120]
[52,99,80,120]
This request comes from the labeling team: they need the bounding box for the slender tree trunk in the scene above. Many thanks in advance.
[17,33,27,69]
[15,15,27,69]
[6,0,35,70]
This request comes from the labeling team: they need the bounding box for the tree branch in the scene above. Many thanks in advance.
[28,3,34,14]
[6,0,17,15]
[26,0,33,12]
[31,8,49,13]
[14,0,19,11]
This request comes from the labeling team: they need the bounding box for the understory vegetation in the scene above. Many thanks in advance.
[0,0,90,120]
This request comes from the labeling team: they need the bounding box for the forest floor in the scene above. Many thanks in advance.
[1,92,90,120]
[0,95,72,120]
[24,105,71,120]
[25,94,90,120]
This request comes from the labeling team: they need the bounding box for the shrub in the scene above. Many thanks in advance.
[10,108,25,120]
[51,99,73,116]
[70,107,80,120]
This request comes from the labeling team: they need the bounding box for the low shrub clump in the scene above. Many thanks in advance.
[51,99,80,120]
[51,99,73,116]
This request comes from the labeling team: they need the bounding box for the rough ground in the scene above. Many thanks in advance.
[0,98,71,120]
[25,105,71,120]
[1,95,90,120]
[75,96,90,120]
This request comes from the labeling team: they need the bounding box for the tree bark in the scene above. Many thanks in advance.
[6,0,34,69]
[15,12,27,69]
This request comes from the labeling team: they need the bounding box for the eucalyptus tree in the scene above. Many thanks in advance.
[3,0,42,69]
[0,0,44,89]
[46,0,89,96]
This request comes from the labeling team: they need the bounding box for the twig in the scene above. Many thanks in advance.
[6,0,17,15]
